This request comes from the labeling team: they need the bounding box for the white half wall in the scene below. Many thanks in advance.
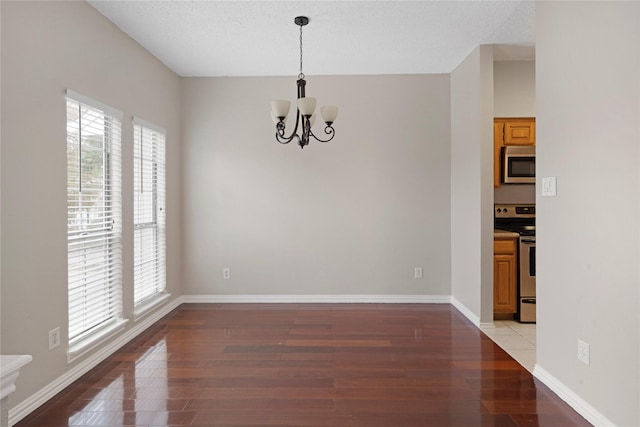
[181,75,452,297]
[450,45,495,325]
[1,0,182,410]
[536,2,640,425]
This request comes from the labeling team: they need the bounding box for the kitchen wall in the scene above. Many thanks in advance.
[536,2,640,425]
[450,45,495,325]
[181,75,452,299]
[493,60,536,204]
[1,0,182,410]
[494,61,535,118]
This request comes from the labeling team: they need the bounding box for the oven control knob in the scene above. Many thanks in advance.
[504,208,508,213]
[497,208,502,213]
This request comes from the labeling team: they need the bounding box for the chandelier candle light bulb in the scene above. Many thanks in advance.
[271,16,338,149]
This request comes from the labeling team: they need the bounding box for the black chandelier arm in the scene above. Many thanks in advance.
[308,125,336,143]
[275,128,301,145]
[274,110,304,144]
[275,132,296,145]
[274,117,335,146]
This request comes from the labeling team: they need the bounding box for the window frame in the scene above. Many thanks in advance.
[66,90,127,362]
[132,118,168,319]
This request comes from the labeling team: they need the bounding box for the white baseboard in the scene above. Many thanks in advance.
[450,296,480,326]
[478,322,495,329]
[533,364,615,427]
[8,296,184,427]
[182,294,451,304]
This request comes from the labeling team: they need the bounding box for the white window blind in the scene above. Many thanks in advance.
[133,119,166,309]
[66,93,123,348]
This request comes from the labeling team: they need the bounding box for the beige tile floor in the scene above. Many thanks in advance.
[481,320,537,372]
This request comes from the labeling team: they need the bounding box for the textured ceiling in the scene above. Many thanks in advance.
[87,0,535,77]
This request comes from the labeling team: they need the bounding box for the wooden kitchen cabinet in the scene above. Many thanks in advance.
[493,117,536,188]
[494,236,518,315]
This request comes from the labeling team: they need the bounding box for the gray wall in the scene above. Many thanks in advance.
[181,75,452,298]
[1,1,182,407]
[493,61,536,118]
[536,2,640,425]
[450,45,494,324]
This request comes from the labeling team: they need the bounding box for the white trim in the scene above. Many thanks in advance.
[67,319,129,363]
[8,297,183,427]
[182,294,451,304]
[65,89,123,120]
[533,365,614,427]
[132,116,166,135]
[0,356,32,400]
[67,319,129,364]
[133,293,172,321]
[450,296,480,326]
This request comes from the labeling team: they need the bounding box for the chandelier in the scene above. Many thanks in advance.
[271,16,338,149]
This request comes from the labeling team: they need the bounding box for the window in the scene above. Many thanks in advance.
[66,90,125,359]
[133,119,167,314]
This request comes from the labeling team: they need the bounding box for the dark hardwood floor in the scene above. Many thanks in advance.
[15,304,591,426]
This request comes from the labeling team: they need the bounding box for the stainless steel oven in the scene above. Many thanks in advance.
[519,236,536,322]
[494,204,536,323]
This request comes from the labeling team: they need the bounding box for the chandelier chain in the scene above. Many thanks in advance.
[298,23,304,80]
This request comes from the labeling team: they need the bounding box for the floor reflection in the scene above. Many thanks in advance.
[65,338,171,426]
[69,376,124,425]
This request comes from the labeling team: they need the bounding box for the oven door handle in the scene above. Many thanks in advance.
[522,299,536,304]
[521,239,536,243]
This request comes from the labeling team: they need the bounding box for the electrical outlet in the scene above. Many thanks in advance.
[414,267,423,279]
[223,268,230,279]
[49,327,61,350]
[577,339,590,365]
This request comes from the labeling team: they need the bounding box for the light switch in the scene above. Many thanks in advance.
[542,177,556,197]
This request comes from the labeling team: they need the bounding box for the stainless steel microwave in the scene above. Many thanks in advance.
[503,146,535,184]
